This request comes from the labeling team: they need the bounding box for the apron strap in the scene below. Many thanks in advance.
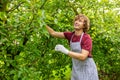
[70,32,84,43]
[79,32,84,44]
[70,33,74,42]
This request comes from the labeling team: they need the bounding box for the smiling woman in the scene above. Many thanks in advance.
[46,14,99,80]
[73,14,90,32]
[1,0,120,79]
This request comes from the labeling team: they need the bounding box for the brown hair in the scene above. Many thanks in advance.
[74,14,90,32]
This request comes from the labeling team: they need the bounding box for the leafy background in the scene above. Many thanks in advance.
[0,0,120,80]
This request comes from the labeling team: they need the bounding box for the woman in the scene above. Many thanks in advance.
[46,14,99,80]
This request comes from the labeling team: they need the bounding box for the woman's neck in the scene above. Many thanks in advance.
[74,29,83,36]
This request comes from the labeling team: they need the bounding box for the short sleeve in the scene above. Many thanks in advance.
[81,34,92,52]
[64,32,73,41]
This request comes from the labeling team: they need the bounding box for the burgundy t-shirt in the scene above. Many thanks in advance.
[64,32,92,57]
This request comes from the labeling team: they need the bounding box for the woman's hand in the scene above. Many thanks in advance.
[55,44,69,55]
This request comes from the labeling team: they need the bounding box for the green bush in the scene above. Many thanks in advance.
[0,0,120,80]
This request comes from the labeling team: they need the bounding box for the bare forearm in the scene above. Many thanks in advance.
[68,51,88,61]
[54,44,89,60]
[46,25,55,35]
[46,25,65,38]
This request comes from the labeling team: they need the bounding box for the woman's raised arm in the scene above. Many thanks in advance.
[46,25,65,38]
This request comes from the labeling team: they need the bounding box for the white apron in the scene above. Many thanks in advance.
[70,33,99,80]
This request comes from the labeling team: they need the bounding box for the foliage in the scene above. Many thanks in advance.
[0,0,120,80]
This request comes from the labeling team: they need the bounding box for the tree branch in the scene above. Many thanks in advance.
[40,0,47,9]
[7,2,24,13]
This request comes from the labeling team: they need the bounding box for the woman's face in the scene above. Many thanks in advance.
[74,17,85,30]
